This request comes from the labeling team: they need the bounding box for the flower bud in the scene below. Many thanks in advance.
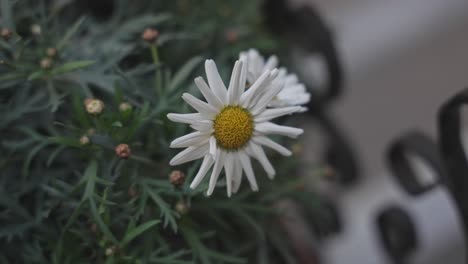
[90,223,97,233]
[1,28,12,39]
[87,128,96,135]
[40,58,53,69]
[115,144,131,159]
[80,135,90,145]
[175,200,189,215]
[169,170,185,187]
[84,98,104,115]
[128,186,138,198]
[225,29,238,43]
[119,102,132,112]
[46,47,57,58]
[142,28,159,43]
[30,24,41,35]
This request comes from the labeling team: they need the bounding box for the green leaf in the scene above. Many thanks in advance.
[51,60,96,75]
[168,56,203,91]
[27,71,44,81]
[48,136,81,148]
[89,198,118,244]
[72,93,91,127]
[0,72,25,81]
[111,121,123,128]
[47,145,66,166]
[120,219,160,247]
[145,185,178,232]
[22,142,49,175]
[57,16,86,50]
[82,160,98,200]
[0,0,14,29]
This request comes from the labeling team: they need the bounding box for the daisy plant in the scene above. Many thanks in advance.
[0,1,325,263]
[169,59,304,196]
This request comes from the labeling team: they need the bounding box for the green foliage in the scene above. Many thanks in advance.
[0,0,321,263]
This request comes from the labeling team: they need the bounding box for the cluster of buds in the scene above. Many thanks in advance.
[39,47,57,70]
[142,28,159,43]
[1,28,12,40]
[115,143,131,159]
[84,98,104,115]
[169,170,185,187]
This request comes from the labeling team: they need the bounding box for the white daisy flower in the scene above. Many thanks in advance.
[167,59,304,197]
[239,49,310,111]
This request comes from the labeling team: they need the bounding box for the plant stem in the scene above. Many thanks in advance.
[150,44,163,95]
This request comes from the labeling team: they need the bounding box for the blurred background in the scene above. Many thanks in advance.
[288,0,468,263]
[301,0,468,176]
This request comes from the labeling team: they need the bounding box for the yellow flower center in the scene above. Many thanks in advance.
[213,106,254,150]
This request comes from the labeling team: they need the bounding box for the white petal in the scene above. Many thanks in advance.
[255,122,303,138]
[246,69,279,110]
[190,120,213,132]
[264,55,278,71]
[232,157,243,193]
[298,106,308,112]
[169,144,209,166]
[238,151,259,191]
[240,70,271,108]
[190,155,214,189]
[224,152,234,197]
[205,60,227,104]
[254,106,302,122]
[207,149,226,196]
[167,113,204,124]
[239,58,247,96]
[252,136,292,156]
[170,131,210,148]
[285,74,298,85]
[248,142,275,179]
[227,60,243,105]
[281,83,307,94]
[209,136,217,158]
[182,93,218,117]
[251,79,284,115]
[194,77,224,110]
[277,93,311,106]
